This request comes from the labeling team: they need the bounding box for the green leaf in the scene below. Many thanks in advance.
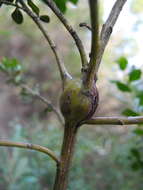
[69,0,78,4]
[44,105,53,112]
[137,92,143,105]
[129,69,142,81]
[11,8,24,24]
[41,0,79,13]
[131,148,140,160]
[27,0,40,16]
[40,15,50,23]
[122,109,140,116]
[0,57,22,75]
[116,56,128,70]
[113,81,131,92]
[134,128,143,136]
[53,0,67,13]
[131,162,141,171]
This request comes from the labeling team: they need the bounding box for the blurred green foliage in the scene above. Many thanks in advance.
[1,119,143,190]
[113,56,143,174]
[130,0,143,14]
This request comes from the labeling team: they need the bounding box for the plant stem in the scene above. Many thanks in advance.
[53,122,78,190]
[83,116,143,125]
[19,0,71,87]
[85,0,99,89]
[42,0,88,69]
[0,140,60,164]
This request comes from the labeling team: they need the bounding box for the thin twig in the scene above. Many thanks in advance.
[83,116,143,125]
[0,140,60,164]
[21,84,64,125]
[79,23,92,31]
[0,0,23,9]
[85,0,99,88]
[96,0,127,73]
[41,0,88,69]
[17,0,71,86]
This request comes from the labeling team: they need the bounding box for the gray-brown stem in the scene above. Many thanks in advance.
[53,122,78,190]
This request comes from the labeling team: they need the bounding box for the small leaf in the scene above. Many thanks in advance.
[40,15,50,23]
[27,0,40,16]
[122,109,139,116]
[113,81,131,92]
[11,8,24,24]
[134,128,143,136]
[129,69,142,81]
[44,105,53,112]
[116,56,128,70]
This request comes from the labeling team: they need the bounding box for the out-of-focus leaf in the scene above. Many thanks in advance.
[122,108,140,116]
[130,0,143,14]
[40,15,50,23]
[69,0,78,4]
[41,0,79,12]
[11,8,24,24]
[137,92,143,105]
[131,162,141,171]
[1,57,22,73]
[129,69,142,81]
[116,56,128,70]
[112,80,131,92]
[27,0,40,15]
[134,128,143,136]
[131,148,140,160]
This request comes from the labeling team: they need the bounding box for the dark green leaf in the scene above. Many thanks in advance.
[40,15,50,23]
[113,81,131,92]
[122,109,139,116]
[134,128,143,136]
[129,69,142,81]
[131,162,141,171]
[41,0,79,13]
[11,8,24,24]
[0,57,22,74]
[69,0,78,4]
[137,92,143,105]
[131,148,140,160]
[116,57,128,70]
[27,0,40,16]
[53,0,67,13]
[44,106,53,113]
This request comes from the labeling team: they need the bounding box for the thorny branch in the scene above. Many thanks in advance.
[0,140,60,164]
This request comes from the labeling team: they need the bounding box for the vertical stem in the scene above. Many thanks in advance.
[53,123,78,190]
[85,0,99,89]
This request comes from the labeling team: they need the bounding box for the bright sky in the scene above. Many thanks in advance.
[104,0,143,67]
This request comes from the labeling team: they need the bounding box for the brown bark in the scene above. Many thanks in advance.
[53,122,78,190]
